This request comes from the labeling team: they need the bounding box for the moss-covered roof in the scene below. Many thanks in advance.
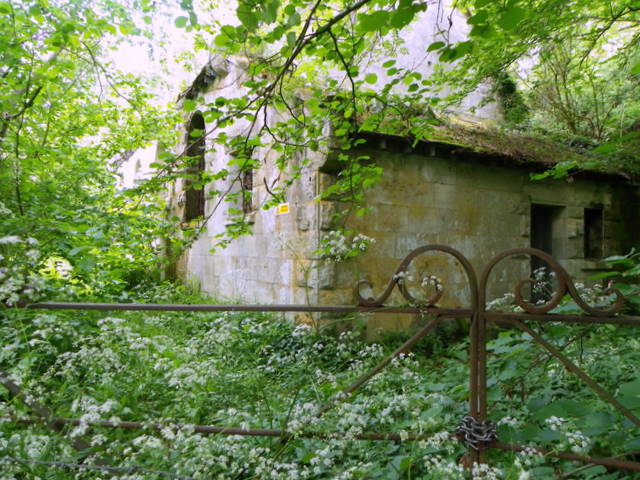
[354,120,630,180]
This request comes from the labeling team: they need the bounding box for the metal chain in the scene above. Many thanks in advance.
[456,415,497,450]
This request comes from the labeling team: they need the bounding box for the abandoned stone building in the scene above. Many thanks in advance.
[139,7,639,329]
[170,100,638,328]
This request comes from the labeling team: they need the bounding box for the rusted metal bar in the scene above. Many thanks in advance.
[490,442,640,472]
[318,315,450,415]
[10,416,436,442]
[468,312,481,466]
[503,318,640,429]
[24,302,471,316]
[486,311,640,326]
[557,450,640,479]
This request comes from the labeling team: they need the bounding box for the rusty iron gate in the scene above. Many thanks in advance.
[3,245,640,476]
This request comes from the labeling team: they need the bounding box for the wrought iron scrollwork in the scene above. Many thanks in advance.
[354,245,479,308]
[479,248,625,317]
[355,245,626,316]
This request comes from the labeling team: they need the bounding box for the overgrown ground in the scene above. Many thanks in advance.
[1,285,640,479]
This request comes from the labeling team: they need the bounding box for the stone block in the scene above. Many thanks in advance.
[567,218,582,239]
[433,183,457,204]
[296,205,312,231]
[367,204,409,232]
[317,263,336,290]
[524,180,573,205]
[318,172,337,192]
[319,201,336,230]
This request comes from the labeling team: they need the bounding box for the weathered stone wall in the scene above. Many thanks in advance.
[168,59,327,317]
[164,56,636,330]
[317,146,636,334]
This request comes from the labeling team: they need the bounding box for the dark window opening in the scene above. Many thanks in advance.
[530,204,564,302]
[241,169,253,214]
[184,112,206,222]
[584,207,603,259]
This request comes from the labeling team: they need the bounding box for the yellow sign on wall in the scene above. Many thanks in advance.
[275,203,290,215]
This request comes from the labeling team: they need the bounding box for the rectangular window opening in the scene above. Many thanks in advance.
[584,207,604,259]
[530,204,565,303]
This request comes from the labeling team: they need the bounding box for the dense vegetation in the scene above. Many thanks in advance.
[2,286,640,479]
[1,0,640,478]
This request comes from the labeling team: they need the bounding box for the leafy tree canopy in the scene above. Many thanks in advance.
[155,0,640,245]
[0,0,182,298]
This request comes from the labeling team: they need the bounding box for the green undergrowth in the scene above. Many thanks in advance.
[1,290,640,479]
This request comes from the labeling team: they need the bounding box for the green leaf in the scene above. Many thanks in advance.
[498,6,526,31]
[534,399,589,421]
[68,246,91,256]
[391,455,412,471]
[174,16,188,28]
[261,0,279,24]
[427,41,445,52]
[468,9,488,25]
[623,264,640,276]
[631,62,640,75]
[236,5,259,31]
[382,59,396,68]
[390,4,419,29]
[531,466,556,476]
[286,31,297,48]
[439,41,474,62]
[357,11,390,32]
[536,429,562,442]
[286,11,301,27]
[364,73,377,84]
[584,412,614,436]
[183,99,197,112]
[470,24,494,38]
[619,379,640,409]
[626,437,640,450]
[214,25,236,47]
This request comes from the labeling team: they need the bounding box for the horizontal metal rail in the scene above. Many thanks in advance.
[25,301,465,315]
[490,442,640,472]
[10,416,435,442]
[25,302,640,326]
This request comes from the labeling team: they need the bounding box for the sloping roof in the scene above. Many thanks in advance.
[348,122,630,181]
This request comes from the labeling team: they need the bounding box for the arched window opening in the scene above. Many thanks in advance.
[184,112,206,222]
